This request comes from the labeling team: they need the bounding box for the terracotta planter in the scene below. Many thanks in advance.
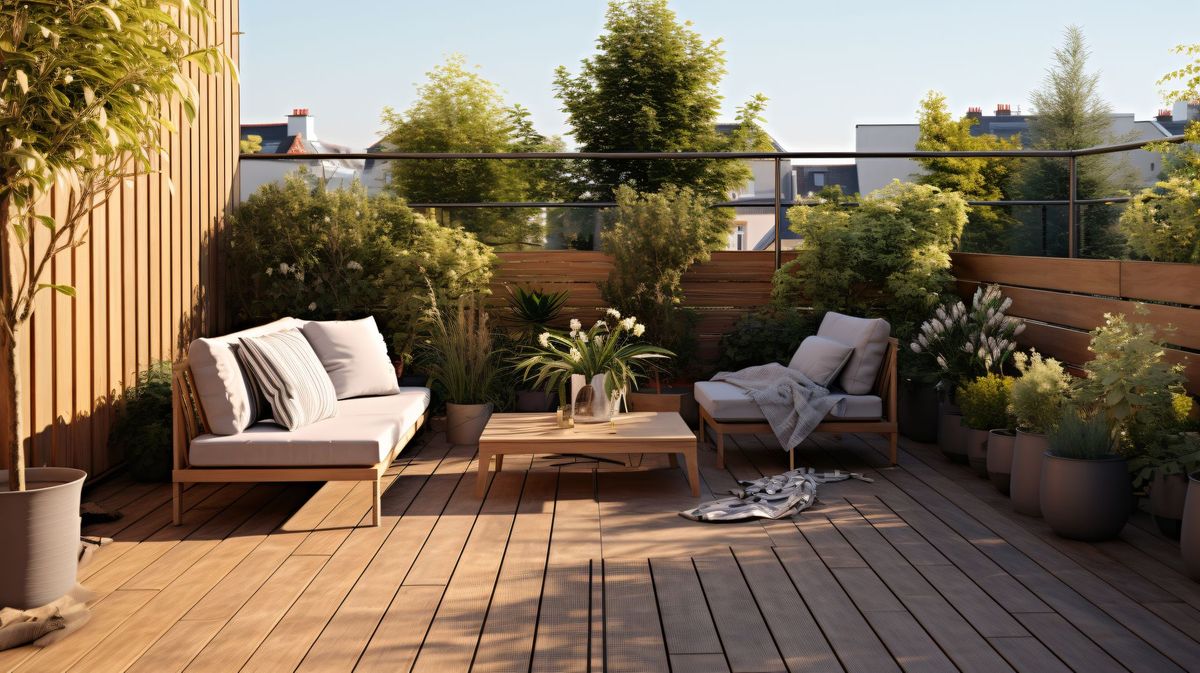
[986,430,1016,495]
[0,467,87,610]
[898,380,939,443]
[1182,472,1200,580]
[965,428,990,477]
[938,403,967,463]
[446,402,493,445]
[1010,430,1048,517]
[1151,471,1188,539]
[1040,453,1130,541]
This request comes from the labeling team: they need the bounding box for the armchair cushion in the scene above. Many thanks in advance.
[816,313,891,395]
[695,381,881,422]
[301,317,400,399]
[239,328,339,430]
[787,336,854,388]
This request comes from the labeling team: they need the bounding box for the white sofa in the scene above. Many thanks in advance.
[695,312,898,469]
[171,317,430,527]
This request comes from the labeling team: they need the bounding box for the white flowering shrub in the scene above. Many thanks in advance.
[910,284,1024,393]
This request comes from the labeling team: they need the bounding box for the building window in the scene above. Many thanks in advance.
[812,171,826,187]
[734,224,746,251]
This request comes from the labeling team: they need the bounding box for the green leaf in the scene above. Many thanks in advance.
[37,284,77,297]
[35,214,56,230]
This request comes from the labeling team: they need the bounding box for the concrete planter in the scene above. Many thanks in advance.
[446,402,493,445]
[965,427,990,477]
[938,403,967,463]
[1040,453,1130,542]
[1010,430,1048,517]
[0,467,87,610]
[1150,471,1188,539]
[986,430,1016,495]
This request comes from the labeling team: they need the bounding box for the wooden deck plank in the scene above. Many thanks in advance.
[125,619,225,673]
[352,585,443,672]
[650,556,723,655]
[862,610,958,673]
[1015,613,1126,673]
[693,550,787,673]
[670,653,732,673]
[989,637,1074,673]
[531,561,592,673]
[604,558,670,673]
[11,590,157,673]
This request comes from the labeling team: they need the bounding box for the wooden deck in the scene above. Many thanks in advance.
[7,427,1200,673]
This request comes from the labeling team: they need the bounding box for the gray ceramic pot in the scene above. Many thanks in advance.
[446,402,493,445]
[1009,430,1048,517]
[938,403,967,463]
[1151,471,1188,539]
[965,428,990,477]
[1040,453,1130,541]
[0,467,87,610]
[986,430,1016,495]
[1182,472,1200,580]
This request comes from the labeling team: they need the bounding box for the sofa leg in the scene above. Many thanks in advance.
[172,482,183,526]
[716,431,726,470]
[888,432,899,466]
[371,478,382,527]
[698,414,707,449]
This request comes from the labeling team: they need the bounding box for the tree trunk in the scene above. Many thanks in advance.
[0,196,23,491]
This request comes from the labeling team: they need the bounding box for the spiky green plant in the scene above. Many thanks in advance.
[504,286,569,343]
[1047,408,1115,460]
[957,374,1014,431]
[420,293,501,406]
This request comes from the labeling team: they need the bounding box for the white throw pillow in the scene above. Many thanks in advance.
[239,328,339,430]
[816,312,891,395]
[787,336,855,388]
[301,317,401,399]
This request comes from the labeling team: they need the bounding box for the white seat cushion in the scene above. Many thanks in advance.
[188,387,431,468]
[816,313,891,395]
[188,318,304,435]
[694,381,882,422]
[301,317,401,399]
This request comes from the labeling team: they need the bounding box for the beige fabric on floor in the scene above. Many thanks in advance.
[0,539,106,651]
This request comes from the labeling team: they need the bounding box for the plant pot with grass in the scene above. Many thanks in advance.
[1008,351,1071,517]
[958,374,1014,477]
[1040,409,1130,541]
[422,294,500,445]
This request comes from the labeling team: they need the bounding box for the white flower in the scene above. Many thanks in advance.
[278,262,290,274]
[265,267,273,276]
[594,320,607,329]
[346,260,363,271]
[569,318,582,331]
[579,333,589,343]
[606,308,621,319]
[63,74,73,85]
[621,317,636,331]
[594,334,604,346]
[569,330,578,338]
[910,342,922,354]
[936,355,948,370]
[632,323,646,337]
[1014,323,1026,335]
[307,302,317,311]
[569,348,581,362]
[537,332,550,348]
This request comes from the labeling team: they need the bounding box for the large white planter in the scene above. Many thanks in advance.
[0,467,86,610]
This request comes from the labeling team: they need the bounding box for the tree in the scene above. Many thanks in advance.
[1157,44,1200,179]
[1018,26,1135,258]
[0,1,230,490]
[915,92,1021,252]
[380,55,564,249]
[554,0,771,201]
[239,134,263,154]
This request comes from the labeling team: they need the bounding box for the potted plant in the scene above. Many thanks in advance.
[0,2,229,609]
[502,286,569,412]
[1008,350,1071,517]
[110,363,174,482]
[516,309,672,422]
[1136,432,1200,538]
[1040,408,1130,541]
[421,293,501,445]
[957,374,1014,478]
[911,284,1023,462]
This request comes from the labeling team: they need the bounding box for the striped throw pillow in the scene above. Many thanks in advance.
[238,328,338,430]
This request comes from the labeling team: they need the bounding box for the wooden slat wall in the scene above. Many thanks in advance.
[952,253,1200,395]
[4,1,239,479]
[491,251,797,365]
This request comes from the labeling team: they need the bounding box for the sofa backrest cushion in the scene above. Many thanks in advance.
[787,336,855,388]
[188,317,304,435]
[238,328,339,430]
[817,312,891,395]
[301,317,401,399]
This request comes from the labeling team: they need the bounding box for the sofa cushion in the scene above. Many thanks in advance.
[787,336,855,388]
[188,317,303,435]
[817,313,891,395]
[188,387,431,468]
[239,328,339,430]
[695,381,881,422]
[301,317,401,399]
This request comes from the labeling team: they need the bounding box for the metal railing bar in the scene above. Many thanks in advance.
[402,197,1134,209]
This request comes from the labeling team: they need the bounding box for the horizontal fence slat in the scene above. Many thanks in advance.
[952,253,1121,296]
[1119,260,1200,306]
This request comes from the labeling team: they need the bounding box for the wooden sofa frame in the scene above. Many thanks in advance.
[171,359,425,527]
[698,338,899,469]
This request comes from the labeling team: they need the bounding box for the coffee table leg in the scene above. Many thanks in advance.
[668,453,679,468]
[477,450,491,497]
[495,453,504,473]
[686,447,700,496]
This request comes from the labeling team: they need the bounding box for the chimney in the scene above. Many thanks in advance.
[965,106,983,119]
[1157,109,1173,122]
[994,103,1012,116]
[287,108,317,141]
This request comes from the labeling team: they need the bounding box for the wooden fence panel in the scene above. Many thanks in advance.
[1,7,240,479]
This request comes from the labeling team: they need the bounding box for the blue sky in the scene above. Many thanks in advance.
[240,0,1200,152]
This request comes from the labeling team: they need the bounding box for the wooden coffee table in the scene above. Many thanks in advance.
[477,412,699,497]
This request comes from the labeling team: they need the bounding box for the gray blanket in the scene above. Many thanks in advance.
[712,363,840,450]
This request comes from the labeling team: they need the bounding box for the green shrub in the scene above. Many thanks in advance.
[226,172,495,365]
[716,307,818,373]
[1009,350,1071,434]
[772,180,967,345]
[1048,408,1114,460]
[957,374,1014,431]
[1118,177,1200,263]
[110,362,173,482]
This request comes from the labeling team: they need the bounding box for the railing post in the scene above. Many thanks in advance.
[773,157,782,269]
[1067,155,1077,258]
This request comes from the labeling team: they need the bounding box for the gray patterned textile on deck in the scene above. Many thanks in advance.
[680,468,873,522]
